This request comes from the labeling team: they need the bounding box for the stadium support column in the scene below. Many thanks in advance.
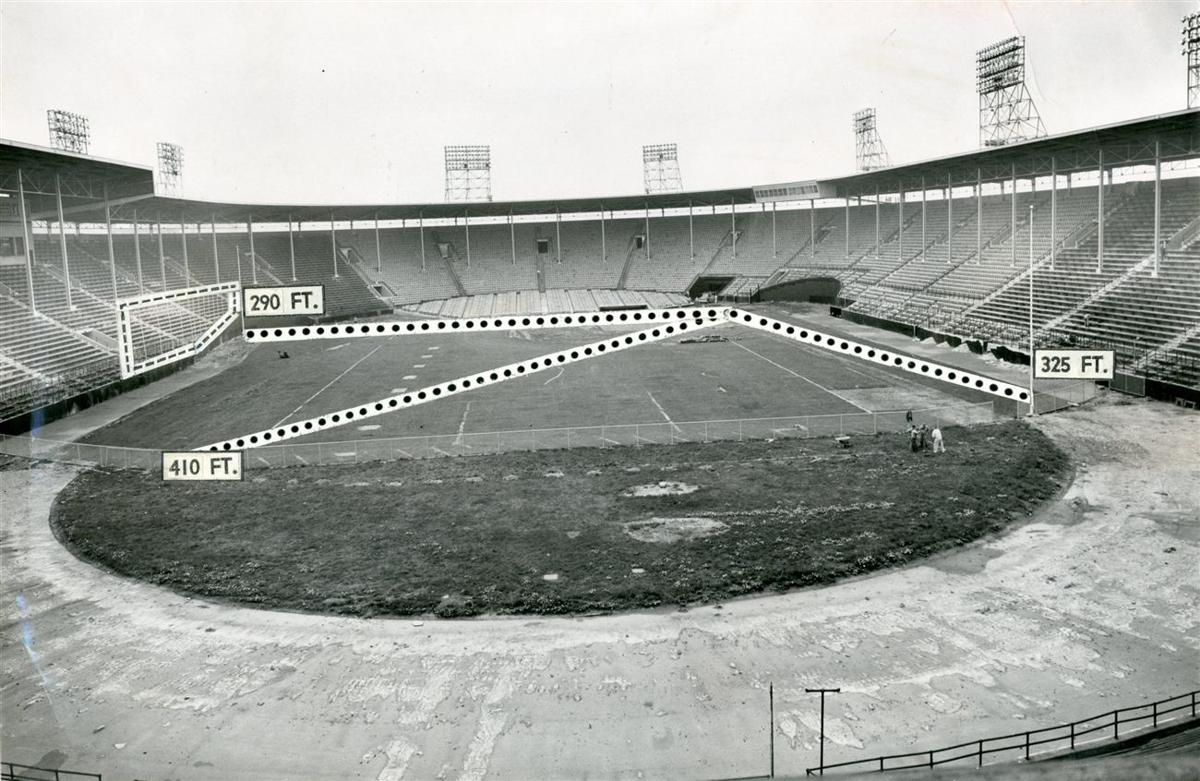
[374,213,381,275]
[600,206,607,262]
[771,202,777,259]
[1096,150,1104,275]
[54,175,73,309]
[688,201,694,260]
[555,208,562,263]
[810,198,815,259]
[211,215,220,282]
[419,212,426,271]
[874,184,880,258]
[946,176,954,264]
[1153,139,1161,278]
[509,212,516,266]
[976,168,982,265]
[17,171,37,313]
[645,203,651,261]
[104,186,118,303]
[156,220,166,288]
[330,214,339,278]
[287,216,297,281]
[1028,203,1035,417]
[248,216,257,284]
[898,185,904,261]
[920,178,927,262]
[180,216,190,282]
[1010,163,1017,267]
[132,209,143,294]
[730,199,737,260]
[465,211,472,268]
[1049,158,1057,272]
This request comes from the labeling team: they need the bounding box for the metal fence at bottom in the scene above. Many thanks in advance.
[1,761,102,781]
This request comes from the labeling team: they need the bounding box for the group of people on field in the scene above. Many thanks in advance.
[905,410,944,454]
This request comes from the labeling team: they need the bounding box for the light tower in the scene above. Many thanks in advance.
[852,109,890,172]
[157,142,184,196]
[1184,12,1200,108]
[642,143,683,194]
[444,145,492,202]
[47,109,90,154]
[976,36,1046,147]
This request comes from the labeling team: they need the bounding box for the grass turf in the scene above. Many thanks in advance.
[52,419,1068,618]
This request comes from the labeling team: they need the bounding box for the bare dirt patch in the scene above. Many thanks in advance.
[622,481,699,497]
[624,517,730,543]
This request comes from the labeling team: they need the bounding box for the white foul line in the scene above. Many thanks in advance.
[730,341,871,413]
[544,367,565,385]
[272,344,384,428]
[646,391,682,433]
[453,401,472,446]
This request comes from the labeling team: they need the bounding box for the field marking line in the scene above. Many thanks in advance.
[421,354,433,359]
[730,341,872,413]
[325,343,347,352]
[413,364,426,368]
[544,368,565,385]
[293,454,309,465]
[645,391,683,433]
[429,346,440,350]
[431,446,455,457]
[402,375,417,380]
[453,401,473,446]
[601,437,622,445]
[271,344,385,428]
[394,448,414,458]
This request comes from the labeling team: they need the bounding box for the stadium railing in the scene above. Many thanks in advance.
[0,402,998,469]
[803,689,1198,775]
[1,761,102,781]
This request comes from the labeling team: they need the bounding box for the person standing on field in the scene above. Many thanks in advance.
[931,425,945,453]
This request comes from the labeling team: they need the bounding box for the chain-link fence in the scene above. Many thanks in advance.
[1,402,1000,471]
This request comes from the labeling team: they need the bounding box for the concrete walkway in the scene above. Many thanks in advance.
[1,396,1196,780]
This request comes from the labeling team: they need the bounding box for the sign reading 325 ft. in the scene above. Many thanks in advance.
[243,285,324,316]
[1033,349,1114,380]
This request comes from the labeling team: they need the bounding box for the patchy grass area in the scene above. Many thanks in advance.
[53,420,1068,618]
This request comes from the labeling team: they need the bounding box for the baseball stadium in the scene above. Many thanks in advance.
[1,3,1197,781]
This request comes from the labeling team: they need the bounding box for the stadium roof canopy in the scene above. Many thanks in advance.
[2,108,1197,225]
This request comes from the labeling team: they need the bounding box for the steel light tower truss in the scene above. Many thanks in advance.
[444,145,493,202]
[1184,12,1200,108]
[976,36,1046,147]
[852,109,891,172]
[47,109,90,154]
[157,142,184,196]
[643,143,683,194]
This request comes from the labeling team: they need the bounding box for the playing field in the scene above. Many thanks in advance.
[83,315,997,453]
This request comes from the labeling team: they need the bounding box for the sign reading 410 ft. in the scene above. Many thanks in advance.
[243,285,325,317]
[1033,350,1115,380]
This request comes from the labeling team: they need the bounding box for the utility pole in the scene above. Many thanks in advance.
[806,687,841,776]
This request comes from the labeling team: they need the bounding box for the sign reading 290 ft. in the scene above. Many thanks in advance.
[1033,349,1115,380]
[243,285,325,317]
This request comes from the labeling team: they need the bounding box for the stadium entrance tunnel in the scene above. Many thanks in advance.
[687,275,736,299]
[755,276,842,304]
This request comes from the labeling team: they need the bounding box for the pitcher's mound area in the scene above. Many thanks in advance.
[52,421,1067,617]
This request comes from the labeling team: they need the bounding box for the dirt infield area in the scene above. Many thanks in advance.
[51,420,1066,617]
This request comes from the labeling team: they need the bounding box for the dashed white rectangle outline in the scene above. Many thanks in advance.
[727,309,1032,404]
[241,307,731,343]
[117,281,242,379]
[200,314,723,452]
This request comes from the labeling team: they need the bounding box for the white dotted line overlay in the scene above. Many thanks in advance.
[727,309,1031,403]
[201,314,723,452]
[242,307,729,342]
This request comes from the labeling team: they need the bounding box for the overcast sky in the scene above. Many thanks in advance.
[2,1,1191,204]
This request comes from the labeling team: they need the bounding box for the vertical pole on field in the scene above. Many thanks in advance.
[55,174,73,309]
[555,207,562,263]
[465,210,472,268]
[17,171,37,312]
[287,215,297,281]
[132,208,143,294]
[509,212,516,266]
[645,203,651,261]
[104,185,118,303]
[1096,149,1104,274]
[730,198,737,260]
[947,175,953,263]
[419,212,426,271]
[688,200,695,259]
[769,683,775,778]
[211,214,220,282]
[806,688,840,776]
[157,219,166,288]
[180,215,190,282]
[330,213,339,277]
[374,212,382,274]
[874,183,880,258]
[771,201,777,259]
[248,216,258,284]
[600,206,607,262]
[920,177,926,261]
[976,168,983,264]
[1153,138,1161,278]
[1050,157,1057,272]
[1010,163,1017,267]
[1028,203,1036,418]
